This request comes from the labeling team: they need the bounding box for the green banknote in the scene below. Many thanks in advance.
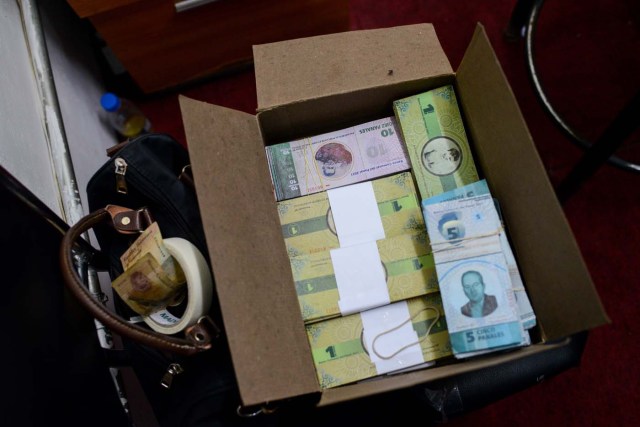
[277,172,426,258]
[306,293,452,389]
[393,85,480,199]
[291,233,438,323]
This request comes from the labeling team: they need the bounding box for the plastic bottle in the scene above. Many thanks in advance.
[100,92,151,138]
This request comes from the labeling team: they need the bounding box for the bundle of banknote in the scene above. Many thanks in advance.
[306,293,452,389]
[422,181,535,357]
[422,180,536,330]
[277,172,426,258]
[393,85,480,200]
[266,117,410,201]
[291,233,438,323]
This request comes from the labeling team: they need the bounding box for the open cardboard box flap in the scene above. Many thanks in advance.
[455,25,609,339]
[180,23,609,408]
[253,24,453,111]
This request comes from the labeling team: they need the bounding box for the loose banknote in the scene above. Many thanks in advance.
[393,85,479,199]
[291,233,438,323]
[120,221,185,285]
[112,252,181,316]
[423,190,526,356]
[306,293,452,389]
[277,172,426,258]
[422,181,536,330]
[266,117,409,201]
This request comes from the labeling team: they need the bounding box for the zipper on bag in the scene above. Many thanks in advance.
[114,157,128,194]
[160,363,184,389]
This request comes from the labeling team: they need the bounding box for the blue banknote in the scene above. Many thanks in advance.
[421,179,490,207]
[423,185,533,356]
[423,181,536,330]
[435,252,524,354]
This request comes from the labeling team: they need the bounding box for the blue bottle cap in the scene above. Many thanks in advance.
[100,93,121,112]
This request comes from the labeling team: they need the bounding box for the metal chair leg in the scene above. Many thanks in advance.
[557,91,640,203]
[505,0,535,40]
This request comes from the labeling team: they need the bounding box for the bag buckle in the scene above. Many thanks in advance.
[185,316,220,350]
[105,205,154,234]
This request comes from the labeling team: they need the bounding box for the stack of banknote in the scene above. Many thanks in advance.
[266,117,410,201]
[277,172,426,258]
[291,233,439,323]
[422,181,536,357]
[393,85,480,200]
[306,293,452,388]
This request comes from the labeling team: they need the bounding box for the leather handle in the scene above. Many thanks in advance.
[60,208,215,356]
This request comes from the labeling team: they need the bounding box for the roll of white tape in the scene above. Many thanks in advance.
[143,237,213,335]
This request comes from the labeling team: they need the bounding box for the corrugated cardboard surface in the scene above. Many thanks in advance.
[253,24,453,111]
[455,26,610,340]
[179,96,319,405]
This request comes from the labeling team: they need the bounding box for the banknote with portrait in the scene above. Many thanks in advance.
[393,85,479,199]
[267,117,409,201]
[423,181,536,329]
[423,188,528,355]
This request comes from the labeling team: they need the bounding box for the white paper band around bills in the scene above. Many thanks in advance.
[143,237,213,335]
[361,300,424,375]
[332,241,390,315]
[327,181,385,247]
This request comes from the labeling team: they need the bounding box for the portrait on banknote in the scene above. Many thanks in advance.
[314,142,353,179]
[420,136,462,176]
[460,270,498,318]
[438,258,515,330]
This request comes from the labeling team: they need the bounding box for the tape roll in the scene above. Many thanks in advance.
[143,237,213,335]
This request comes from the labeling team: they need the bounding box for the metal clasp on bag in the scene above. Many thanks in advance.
[185,316,220,350]
[178,164,195,190]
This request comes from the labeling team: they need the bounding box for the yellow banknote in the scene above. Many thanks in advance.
[120,221,186,286]
[112,252,184,316]
[393,85,480,199]
[306,293,452,389]
[278,172,426,257]
[291,233,438,323]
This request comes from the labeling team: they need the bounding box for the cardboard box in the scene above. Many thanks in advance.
[179,23,609,408]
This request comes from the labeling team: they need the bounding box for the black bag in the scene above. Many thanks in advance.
[60,133,257,426]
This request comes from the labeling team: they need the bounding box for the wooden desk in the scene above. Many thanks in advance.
[67,0,349,93]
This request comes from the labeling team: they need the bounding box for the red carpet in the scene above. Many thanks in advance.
[134,1,640,425]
